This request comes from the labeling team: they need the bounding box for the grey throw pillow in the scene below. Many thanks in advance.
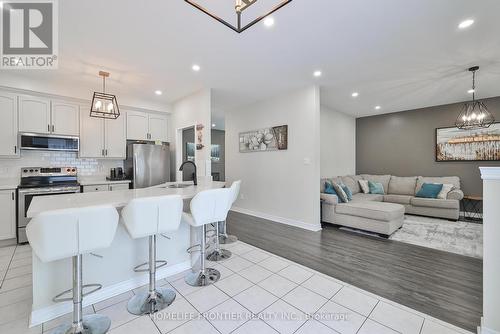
[332,182,349,203]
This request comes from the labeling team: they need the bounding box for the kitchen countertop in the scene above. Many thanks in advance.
[27,180,226,217]
[78,178,131,186]
[0,178,19,190]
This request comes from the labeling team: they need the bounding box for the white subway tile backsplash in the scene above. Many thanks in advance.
[0,151,123,179]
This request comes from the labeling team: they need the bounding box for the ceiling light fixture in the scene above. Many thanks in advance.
[192,64,201,72]
[351,92,359,98]
[155,90,163,96]
[313,70,322,78]
[456,66,495,129]
[90,71,120,119]
[468,89,475,94]
[263,16,275,27]
[185,0,292,33]
[458,19,474,29]
[374,106,381,110]
[212,123,216,127]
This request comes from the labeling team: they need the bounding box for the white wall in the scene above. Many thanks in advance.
[171,89,212,181]
[225,86,321,231]
[320,105,356,177]
[480,167,500,334]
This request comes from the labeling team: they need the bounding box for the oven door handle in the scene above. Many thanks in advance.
[19,187,80,194]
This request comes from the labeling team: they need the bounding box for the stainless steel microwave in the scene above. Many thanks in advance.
[20,133,80,152]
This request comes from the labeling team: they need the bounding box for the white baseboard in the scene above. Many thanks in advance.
[231,207,322,232]
[479,317,500,334]
[30,261,191,327]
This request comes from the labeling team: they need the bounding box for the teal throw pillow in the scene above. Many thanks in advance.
[368,181,385,195]
[324,181,338,196]
[416,183,443,199]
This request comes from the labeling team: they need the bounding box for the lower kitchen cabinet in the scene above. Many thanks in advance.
[0,189,16,240]
[82,183,130,192]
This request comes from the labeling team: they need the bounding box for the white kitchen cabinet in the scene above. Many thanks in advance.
[0,92,19,157]
[80,108,126,158]
[148,113,168,142]
[126,111,149,140]
[51,101,80,136]
[104,116,126,158]
[79,105,105,157]
[82,183,129,192]
[19,95,51,134]
[19,95,79,136]
[126,110,168,142]
[108,183,130,191]
[0,189,16,240]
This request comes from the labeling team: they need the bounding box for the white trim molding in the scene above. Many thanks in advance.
[29,261,191,327]
[480,167,500,180]
[231,207,322,232]
[480,317,500,334]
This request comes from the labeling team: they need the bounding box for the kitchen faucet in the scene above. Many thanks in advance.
[179,161,197,186]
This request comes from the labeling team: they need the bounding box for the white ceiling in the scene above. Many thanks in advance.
[1,0,500,121]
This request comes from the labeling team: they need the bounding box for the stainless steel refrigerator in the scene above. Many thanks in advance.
[124,141,170,188]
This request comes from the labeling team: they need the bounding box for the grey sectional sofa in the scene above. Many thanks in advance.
[320,174,464,235]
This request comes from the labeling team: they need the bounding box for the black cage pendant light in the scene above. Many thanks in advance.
[185,0,292,33]
[90,71,120,119]
[455,66,494,130]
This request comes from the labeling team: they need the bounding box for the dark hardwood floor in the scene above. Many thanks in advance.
[227,211,483,332]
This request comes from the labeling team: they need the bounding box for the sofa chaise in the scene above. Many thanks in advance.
[320,174,464,236]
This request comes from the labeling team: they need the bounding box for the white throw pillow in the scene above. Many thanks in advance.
[437,183,454,199]
[359,180,370,194]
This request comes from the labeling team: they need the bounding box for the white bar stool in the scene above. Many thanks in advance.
[183,188,232,286]
[219,180,241,245]
[121,195,182,315]
[26,206,119,334]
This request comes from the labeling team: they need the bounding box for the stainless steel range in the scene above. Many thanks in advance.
[17,167,80,244]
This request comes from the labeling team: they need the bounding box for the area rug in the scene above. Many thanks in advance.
[389,215,483,259]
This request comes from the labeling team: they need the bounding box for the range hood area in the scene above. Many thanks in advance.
[20,133,80,152]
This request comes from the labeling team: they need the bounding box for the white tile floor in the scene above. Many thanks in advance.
[0,241,474,334]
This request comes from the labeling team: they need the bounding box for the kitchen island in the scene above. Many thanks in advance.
[27,180,226,326]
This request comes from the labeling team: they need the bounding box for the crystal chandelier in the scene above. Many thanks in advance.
[90,71,120,119]
[185,0,292,33]
[455,66,494,130]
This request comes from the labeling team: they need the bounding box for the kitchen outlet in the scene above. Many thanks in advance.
[240,193,246,200]
[303,158,311,165]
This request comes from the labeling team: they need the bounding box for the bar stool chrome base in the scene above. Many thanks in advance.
[50,314,111,334]
[206,249,232,262]
[127,287,176,315]
[219,234,238,244]
[185,268,220,287]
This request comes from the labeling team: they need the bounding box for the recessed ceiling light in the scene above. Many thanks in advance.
[263,16,275,27]
[458,19,474,29]
[313,70,322,78]
[192,64,201,72]
[351,92,359,98]
[468,89,475,94]
[375,106,381,110]
[212,123,216,127]
[154,90,162,96]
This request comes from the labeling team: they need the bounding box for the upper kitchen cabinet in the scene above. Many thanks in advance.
[19,95,80,136]
[19,95,51,134]
[104,116,126,158]
[80,108,126,159]
[148,113,168,142]
[126,110,168,142]
[51,100,80,136]
[126,110,149,140]
[0,92,19,157]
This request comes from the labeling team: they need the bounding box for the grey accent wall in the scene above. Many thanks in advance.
[356,96,500,196]
[211,129,225,181]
